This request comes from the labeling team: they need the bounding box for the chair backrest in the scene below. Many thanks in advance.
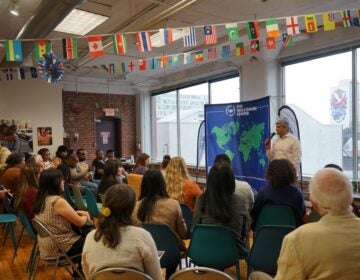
[63,185,76,208]
[72,186,88,211]
[180,203,193,238]
[247,225,294,275]
[169,267,233,280]
[188,224,239,270]
[126,174,143,199]
[255,204,296,232]
[142,223,181,268]
[88,267,153,280]
[18,211,36,240]
[83,187,100,218]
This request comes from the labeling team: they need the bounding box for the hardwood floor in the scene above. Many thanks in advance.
[1,221,248,280]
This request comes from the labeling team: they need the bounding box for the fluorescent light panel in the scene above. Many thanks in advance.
[54,9,108,36]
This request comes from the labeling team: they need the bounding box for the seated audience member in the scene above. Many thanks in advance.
[165,156,202,212]
[0,142,11,169]
[82,184,162,280]
[133,153,150,175]
[38,148,55,170]
[249,167,360,280]
[33,169,91,277]
[14,161,42,220]
[133,169,187,279]
[52,145,68,168]
[214,153,254,213]
[98,159,124,195]
[0,152,25,193]
[193,162,249,257]
[104,149,115,162]
[160,154,171,176]
[251,159,305,229]
[91,150,105,181]
[1,124,19,153]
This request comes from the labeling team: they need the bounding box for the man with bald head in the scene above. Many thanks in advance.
[265,119,301,175]
[250,167,360,280]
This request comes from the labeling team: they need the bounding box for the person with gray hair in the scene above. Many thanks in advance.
[249,167,360,280]
[265,118,301,175]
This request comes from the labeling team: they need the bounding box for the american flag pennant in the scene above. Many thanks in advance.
[136,31,152,52]
[204,25,217,45]
[183,27,197,47]
[208,47,217,60]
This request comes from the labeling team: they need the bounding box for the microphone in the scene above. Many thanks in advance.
[269,132,276,141]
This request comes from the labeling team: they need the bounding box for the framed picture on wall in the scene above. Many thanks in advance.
[37,127,52,146]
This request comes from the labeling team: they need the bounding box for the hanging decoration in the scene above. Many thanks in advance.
[37,52,64,84]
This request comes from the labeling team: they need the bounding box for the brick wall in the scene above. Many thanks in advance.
[63,92,137,162]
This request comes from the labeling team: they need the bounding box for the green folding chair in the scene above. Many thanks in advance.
[82,187,102,218]
[72,186,88,211]
[254,204,296,232]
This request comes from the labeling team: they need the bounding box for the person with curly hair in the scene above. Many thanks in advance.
[250,159,305,230]
[82,184,162,280]
[165,156,202,212]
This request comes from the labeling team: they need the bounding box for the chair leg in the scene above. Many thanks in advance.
[12,226,25,262]
[27,241,38,273]
[29,251,40,280]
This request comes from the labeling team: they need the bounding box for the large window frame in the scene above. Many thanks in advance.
[150,72,240,165]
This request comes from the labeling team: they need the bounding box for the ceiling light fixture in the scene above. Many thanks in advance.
[10,0,19,16]
[54,9,109,36]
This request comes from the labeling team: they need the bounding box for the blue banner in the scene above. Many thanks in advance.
[205,97,270,191]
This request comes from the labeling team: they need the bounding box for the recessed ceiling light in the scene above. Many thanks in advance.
[54,9,109,36]
[10,0,19,16]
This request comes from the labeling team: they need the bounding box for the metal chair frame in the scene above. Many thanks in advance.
[169,266,233,280]
[88,266,153,280]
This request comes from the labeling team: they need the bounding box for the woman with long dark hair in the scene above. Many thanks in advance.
[98,159,124,195]
[193,162,249,257]
[33,169,90,276]
[82,184,162,280]
[133,169,187,280]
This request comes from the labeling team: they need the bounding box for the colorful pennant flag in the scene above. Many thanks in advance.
[250,40,260,53]
[148,58,158,70]
[265,19,280,37]
[341,10,353,27]
[208,47,217,60]
[183,27,197,47]
[353,10,360,27]
[172,55,179,67]
[112,33,128,54]
[204,25,217,45]
[128,60,135,72]
[159,28,174,45]
[62,38,78,60]
[161,56,169,68]
[235,43,245,56]
[35,40,51,61]
[119,62,127,74]
[226,23,240,41]
[184,52,192,64]
[245,21,260,40]
[194,51,204,63]
[266,37,276,49]
[305,14,318,33]
[323,12,336,31]
[87,36,104,57]
[222,45,230,58]
[139,59,147,71]
[108,64,115,75]
[6,69,13,80]
[286,17,299,35]
[30,67,38,78]
[136,31,152,52]
[5,40,23,62]
[17,68,25,80]
[282,33,294,48]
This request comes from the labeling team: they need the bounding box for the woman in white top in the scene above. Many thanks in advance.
[82,184,162,280]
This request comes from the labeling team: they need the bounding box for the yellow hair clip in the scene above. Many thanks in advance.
[101,207,111,217]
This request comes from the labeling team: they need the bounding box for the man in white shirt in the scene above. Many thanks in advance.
[265,119,301,175]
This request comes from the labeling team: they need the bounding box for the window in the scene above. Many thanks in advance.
[151,74,239,165]
[284,50,358,177]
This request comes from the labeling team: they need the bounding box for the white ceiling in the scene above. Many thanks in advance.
[0,0,359,92]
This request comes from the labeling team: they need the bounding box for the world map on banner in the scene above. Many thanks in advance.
[205,97,270,190]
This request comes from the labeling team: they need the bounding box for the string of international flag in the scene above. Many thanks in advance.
[0,8,359,81]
